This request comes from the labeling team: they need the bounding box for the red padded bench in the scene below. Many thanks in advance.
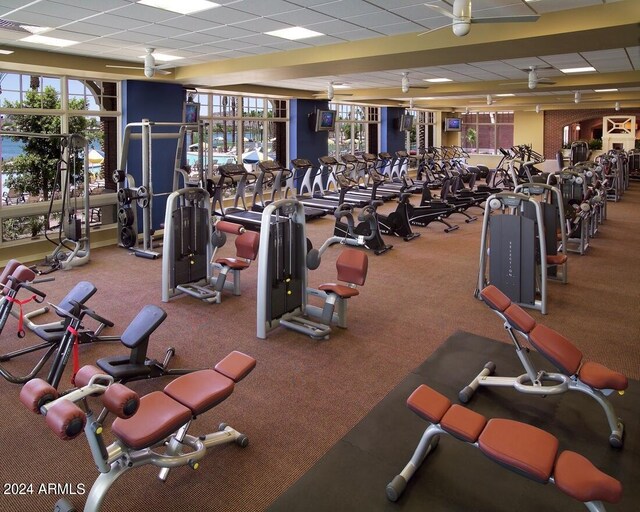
[387,384,622,510]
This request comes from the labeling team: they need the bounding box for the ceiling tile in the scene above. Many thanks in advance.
[626,46,640,70]
[233,0,301,16]
[1,10,70,27]
[199,25,257,39]
[61,21,122,37]
[110,4,180,23]
[82,13,149,30]
[232,18,291,33]
[157,16,222,32]
[266,8,334,25]
[196,6,261,25]
[312,0,381,18]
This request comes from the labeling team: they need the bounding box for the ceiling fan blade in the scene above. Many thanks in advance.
[423,4,456,19]
[537,78,556,84]
[417,24,449,36]
[156,69,172,75]
[471,15,540,24]
[106,65,144,70]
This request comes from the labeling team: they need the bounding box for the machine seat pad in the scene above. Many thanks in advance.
[335,249,368,286]
[214,351,256,382]
[96,356,153,380]
[407,384,451,424]
[503,304,536,334]
[480,285,511,313]
[236,231,260,260]
[578,361,628,391]
[164,369,234,416]
[478,418,558,483]
[30,324,66,343]
[0,260,21,287]
[112,391,192,450]
[7,265,36,291]
[440,404,487,443]
[528,324,583,376]
[318,283,360,298]
[546,254,568,265]
[553,451,622,504]
[215,257,250,270]
[57,281,97,314]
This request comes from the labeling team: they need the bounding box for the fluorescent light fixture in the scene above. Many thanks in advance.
[594,88,618,92]
[495,93,515,97]
[265,27,324,40]
[20,25,51,35]
[332,83,351,89]
[137,0,219,15]
[0,49,14,55]
[423,78,452,83]
[20,34,79,48]
[139,52,183,62]
[560,66,596,74]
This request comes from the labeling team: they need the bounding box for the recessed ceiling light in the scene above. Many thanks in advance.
[423,78,452,83]
[137,0,219,15]
[594,88,618,92]
[138,52,183,62]
[560,66,596,73]
[0,49,14,55]
[20,34,79,48]
[496,93,515,97]
[265,27,324,40]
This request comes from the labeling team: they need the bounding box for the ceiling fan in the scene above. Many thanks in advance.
[422,0,540,37]
[501,65,556,89]
[312,82,354,101]
[106,48,173,78]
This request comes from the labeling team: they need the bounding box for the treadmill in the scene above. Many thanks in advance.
[290,159,343,213]
[210,163,263,231]
[316,156,381,206]
[295,157,369,208]
[340,154,397,201]
[253,160,326,221]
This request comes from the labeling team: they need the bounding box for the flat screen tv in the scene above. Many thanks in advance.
[183,102,200,124]
[444,117,461,131]
[400,114,414,131]
[315,109,337,131]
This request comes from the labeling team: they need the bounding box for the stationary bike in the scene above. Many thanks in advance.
[332,166,392,255]
[368,159,420,241]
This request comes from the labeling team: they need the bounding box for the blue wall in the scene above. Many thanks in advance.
[122,80,185,230]
[291,99,330,189]
[384,106,406,155]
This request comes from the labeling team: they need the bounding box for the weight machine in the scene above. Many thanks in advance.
[114,119,205,259]
[0,131,91,271]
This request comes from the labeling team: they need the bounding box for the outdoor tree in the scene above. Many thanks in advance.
[2,85,101,200]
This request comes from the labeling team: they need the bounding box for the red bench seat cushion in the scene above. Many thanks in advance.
[554,451,622,503]
[578,361,628,391]
[478,418,558,483]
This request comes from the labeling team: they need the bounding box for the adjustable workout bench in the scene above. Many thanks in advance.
[460,285,627,447]
[386,384,622,511]
[21,350,256,512]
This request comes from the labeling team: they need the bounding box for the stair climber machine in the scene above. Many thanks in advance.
[256,198,372,340]
[332,170,393,255]
[253,160,326,220]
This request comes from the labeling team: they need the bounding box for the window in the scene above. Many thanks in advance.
[461,112,514,155]
[328,103,379,157]
[0,72,120,243]
[190,92,288,171]
[405,110,436,154]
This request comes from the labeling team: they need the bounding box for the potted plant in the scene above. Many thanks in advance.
[465,128,477,149]
[29,217,44,239]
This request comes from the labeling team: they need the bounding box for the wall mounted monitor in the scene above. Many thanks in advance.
[400,114,414,131]
[444,117,461,131]
[183,102,200,123]
[315,109,337,131]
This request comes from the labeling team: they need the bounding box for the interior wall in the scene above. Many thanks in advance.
[543,107,640,159]
[291,99,329,187]
[514,111,544,154]
[122,80,185,230]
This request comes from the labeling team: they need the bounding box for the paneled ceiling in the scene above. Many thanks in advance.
[0,0,638,111]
